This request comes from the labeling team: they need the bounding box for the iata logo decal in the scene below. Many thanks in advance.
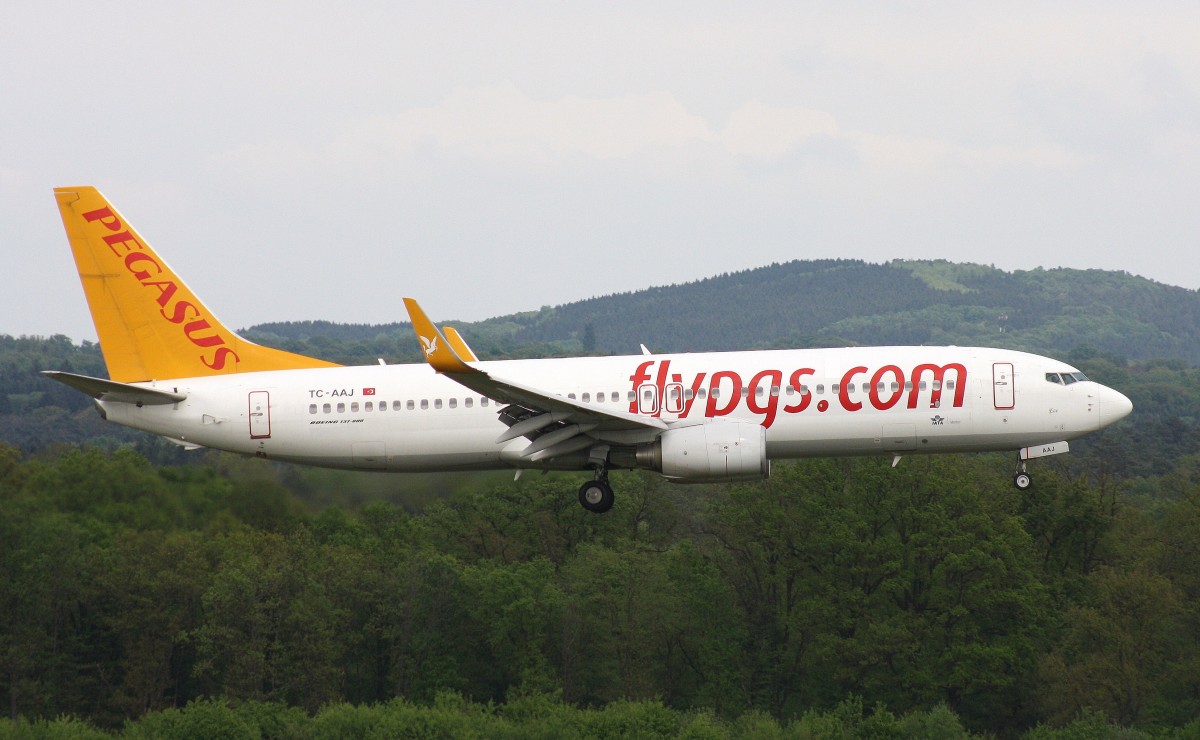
[82,206,241,371]
[628,359,967,429]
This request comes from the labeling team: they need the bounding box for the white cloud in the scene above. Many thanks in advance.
[218,84,1083,189]
[344,84,712,162]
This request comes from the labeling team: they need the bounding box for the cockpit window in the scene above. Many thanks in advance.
[1047,371,1090,385]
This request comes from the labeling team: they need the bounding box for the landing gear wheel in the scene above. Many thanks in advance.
[578,479,614,514]
[1014,472,1032,490]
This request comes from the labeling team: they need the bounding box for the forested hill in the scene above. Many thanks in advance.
[248,259,1200,364]
[9,267,1200,736]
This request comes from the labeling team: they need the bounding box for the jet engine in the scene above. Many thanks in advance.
[627,420,770,483]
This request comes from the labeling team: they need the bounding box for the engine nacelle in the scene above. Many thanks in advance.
[632,420,770,483]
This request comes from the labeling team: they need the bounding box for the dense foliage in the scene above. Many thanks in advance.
[2,438,1200,736]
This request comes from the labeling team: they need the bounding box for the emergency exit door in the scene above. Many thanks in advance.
[248,391,272,439]
[993,363,1015,410]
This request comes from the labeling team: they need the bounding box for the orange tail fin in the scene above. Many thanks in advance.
[55,186,339,382]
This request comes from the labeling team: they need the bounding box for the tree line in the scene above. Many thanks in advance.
[3,440,1200,736]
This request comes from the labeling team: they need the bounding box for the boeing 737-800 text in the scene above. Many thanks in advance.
[45,187,1133,513]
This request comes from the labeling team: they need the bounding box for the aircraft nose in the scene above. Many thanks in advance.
[1097,384,1133,428]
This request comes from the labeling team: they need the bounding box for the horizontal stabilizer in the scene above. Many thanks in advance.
[165,436,206,451]
[42,371,187,406]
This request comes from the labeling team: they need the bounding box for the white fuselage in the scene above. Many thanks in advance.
[98,346,1130,473]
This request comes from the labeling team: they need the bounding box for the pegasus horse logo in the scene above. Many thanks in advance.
[419,335,438,356]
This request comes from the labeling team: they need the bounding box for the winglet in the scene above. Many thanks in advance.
[403,298,474,373]
[443,326,480,362]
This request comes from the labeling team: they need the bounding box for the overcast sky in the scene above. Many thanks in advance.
[3,2,1198,343]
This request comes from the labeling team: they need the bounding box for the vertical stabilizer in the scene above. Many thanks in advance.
[54,186,339,382]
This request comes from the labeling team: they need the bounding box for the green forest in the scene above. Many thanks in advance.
[4,260,1200,737]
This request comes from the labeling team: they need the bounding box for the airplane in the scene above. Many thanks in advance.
[45,186,1133,513]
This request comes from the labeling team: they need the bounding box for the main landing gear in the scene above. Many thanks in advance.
[1013,456,1032,490]
[578,469,614,514]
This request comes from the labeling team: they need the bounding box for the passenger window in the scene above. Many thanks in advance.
[465,398,473,408]
[309,404,318,414]
[420,400,429,410]
[481,398,489,407]
[582,393,591,402]
[351,402,360,412]
[816,384,825,394]
[435,399,443,409]
[337,403,346,413]
[406,400,414,410]
[449,398,457,408]
[832,384,840,394]
[847,383,856,393]
[568,393,577,400]
[322,403,331,414]
[891,382,899,392]
[365,401,373,412]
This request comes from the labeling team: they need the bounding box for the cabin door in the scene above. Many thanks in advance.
[248,391,272,439]
[993,363,1015,410]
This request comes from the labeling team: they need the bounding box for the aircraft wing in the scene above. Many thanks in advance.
[43,371,187,405]
[404,299,665,461]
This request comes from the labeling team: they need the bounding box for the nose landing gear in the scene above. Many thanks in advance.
[1014,456,1032,490]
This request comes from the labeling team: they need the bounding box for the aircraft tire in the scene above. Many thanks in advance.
[578,479,614,514]
[1014,472,1032,490]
